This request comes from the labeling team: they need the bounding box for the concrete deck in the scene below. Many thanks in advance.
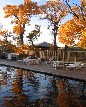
[0,59,86,81]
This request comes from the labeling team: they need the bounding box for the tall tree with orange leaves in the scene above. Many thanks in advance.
[58,0,86,48]
[40,0,68,49]
[3,0,40,46]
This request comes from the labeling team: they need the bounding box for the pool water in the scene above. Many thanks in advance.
[0,66,86,107]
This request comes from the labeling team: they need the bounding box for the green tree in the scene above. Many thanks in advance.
[26,25,41,46]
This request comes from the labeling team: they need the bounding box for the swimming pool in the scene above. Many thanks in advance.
[0,66,86,107]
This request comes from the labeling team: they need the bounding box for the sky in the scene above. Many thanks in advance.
[0,0,80,47]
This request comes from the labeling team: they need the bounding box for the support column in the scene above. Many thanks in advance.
[67,51,70,62]
[74,51,77,62]
[63,51,65,62]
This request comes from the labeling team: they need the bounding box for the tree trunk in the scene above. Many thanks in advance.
[20,33,23,45]
[31,40,34,46]
[53,22,58,50]
[20,23,25,45]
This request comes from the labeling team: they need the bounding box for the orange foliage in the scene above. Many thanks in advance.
[13,24,24,35]
[58,0,86,48]
[24,0,31,4]
[71,6,80,14]
[14,44,29,54]
[40,0,68,47]
[77,29,86,48]
[42,0,68,22]
[58,18,85,46]
[3,5,18,18]
[3,0,41,45]
[0,29,8,36]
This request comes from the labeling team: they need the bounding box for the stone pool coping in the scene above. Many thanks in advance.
[0,59,86,81]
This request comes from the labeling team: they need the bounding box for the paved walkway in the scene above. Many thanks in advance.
[0,59,86,81]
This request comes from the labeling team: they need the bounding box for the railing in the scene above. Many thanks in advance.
[38,49,63,61]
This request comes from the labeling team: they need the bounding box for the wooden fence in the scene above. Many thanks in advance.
[37,49,64,61]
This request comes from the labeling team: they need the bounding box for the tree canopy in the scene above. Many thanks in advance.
[3,0,40,45]
[26,25,41,45]
[40,0,68,48]
[58,0,86,48]
[2,0,86,49]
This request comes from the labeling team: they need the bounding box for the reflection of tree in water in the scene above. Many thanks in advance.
[24,72,59,107]
[44,76,58,107]
[12,69,24,93]
[1,67,86,107]
[1,68,50,107]
[56,78,70,107]
[68,81,86,107]
[1,69,28,107]
[56,78,86,107]
[25,71,40,91]
[79,82,86,96]
[0,67,8,86]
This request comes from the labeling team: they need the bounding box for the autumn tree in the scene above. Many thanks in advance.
[58,0,86,48]
[3,0,40,46]
[0,25,12,42]
[26,25,40,46]
[0,25,19,52]
[40,0,68,49]
[58,19,84,46]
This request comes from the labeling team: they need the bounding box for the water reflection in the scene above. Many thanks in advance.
[57,79,86,107]
[0,66,86,107]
